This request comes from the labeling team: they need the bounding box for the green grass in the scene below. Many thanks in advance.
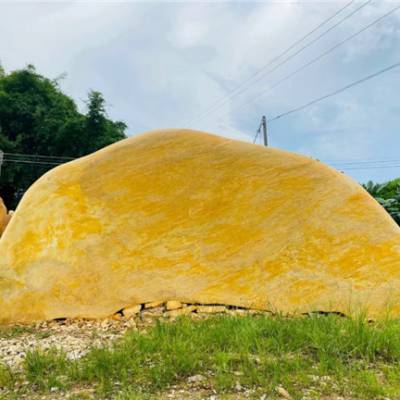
[0,325,37,339]
[2,314,400,399]
[0,325,52,340]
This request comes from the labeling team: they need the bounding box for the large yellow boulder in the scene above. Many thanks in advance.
[0,129,399,322]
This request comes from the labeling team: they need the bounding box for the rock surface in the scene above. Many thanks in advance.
[165,306,198,318]
[166,300,183,310]
[123,305,142,317]
[0,197,7,236]
[0,129,399,322]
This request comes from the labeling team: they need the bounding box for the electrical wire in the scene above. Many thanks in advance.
[268,60,400,122]
[253,120,263,144]
[9,156,400,168]
[3,159,66,166]
[185,0,371,126]
[3,155,400,171]
[330,159,400,166]
[3,152,74,160]
[235,4,400,114]
[185,0,360,126]
[340,164,400,171]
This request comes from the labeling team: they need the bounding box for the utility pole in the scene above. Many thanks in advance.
[253,116,268,146]
[261,115,268,146]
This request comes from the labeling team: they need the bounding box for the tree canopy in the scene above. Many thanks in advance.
[363,178,400,225]
[0,65,127,208]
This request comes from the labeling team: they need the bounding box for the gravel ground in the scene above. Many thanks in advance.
[0,317,137,369]
[0,303,265,369]
[0,308,363,399]
[0,306,273,399]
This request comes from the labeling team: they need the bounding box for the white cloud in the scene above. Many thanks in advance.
[0,0,399,182]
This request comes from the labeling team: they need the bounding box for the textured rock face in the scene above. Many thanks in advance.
[0,129,399,322]
[0,198,7,237]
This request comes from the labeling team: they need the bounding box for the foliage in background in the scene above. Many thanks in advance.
[363,179,400,225]
[0,64,127,208]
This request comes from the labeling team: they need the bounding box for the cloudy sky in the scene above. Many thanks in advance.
[1,0,399,183]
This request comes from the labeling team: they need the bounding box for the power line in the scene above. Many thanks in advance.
[252,129,260,144]
[253,120,263,144]
[8,155,400,168]
[324,156,400,163]
[331,159,400,166]
[3,159,66,166]
[3,153,400,172]
[186,0,371,126]
[5,156,400,171]
[216,3,400,126]
[185,0,360,126]
[3,152,74,160]
[2,151,76,166]
[236,3,400,114]
[268,60,400,122]
[340,164,400,171]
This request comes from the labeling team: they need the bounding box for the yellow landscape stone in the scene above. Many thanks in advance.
[165,306,198,318]
[144,301,164,309]
[166,301,183,311]
[196,306,227,314]
[123,305,142,317]
[0,129,399,322]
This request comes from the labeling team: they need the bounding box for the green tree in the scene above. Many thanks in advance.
[85,91,127,152]
[0,65,126,208]
[377,178,400,199]
[363,179,400,226]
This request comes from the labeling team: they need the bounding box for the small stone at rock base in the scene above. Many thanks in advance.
[100,319,112,329]
[196,305,226,314]
[145,301,164,309]
[124,318,137,329]
[141,307,164,318]
[123,305,142,317]
[189,313,203,320]
[166,300,182,310]
[165,305,197,318]
[227,309,247,316]
[276,386,291,399]
[247,309,264,315]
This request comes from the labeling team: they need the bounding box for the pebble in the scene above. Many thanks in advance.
[276,386,291,399]
[123,304,142,317]
[166,300,182,311]
[0,301,273,371]
[144,301,164,309]
[196,305,227,314]
[165,305,197,318]
[188,374,205,383]
[0,318,134,369]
